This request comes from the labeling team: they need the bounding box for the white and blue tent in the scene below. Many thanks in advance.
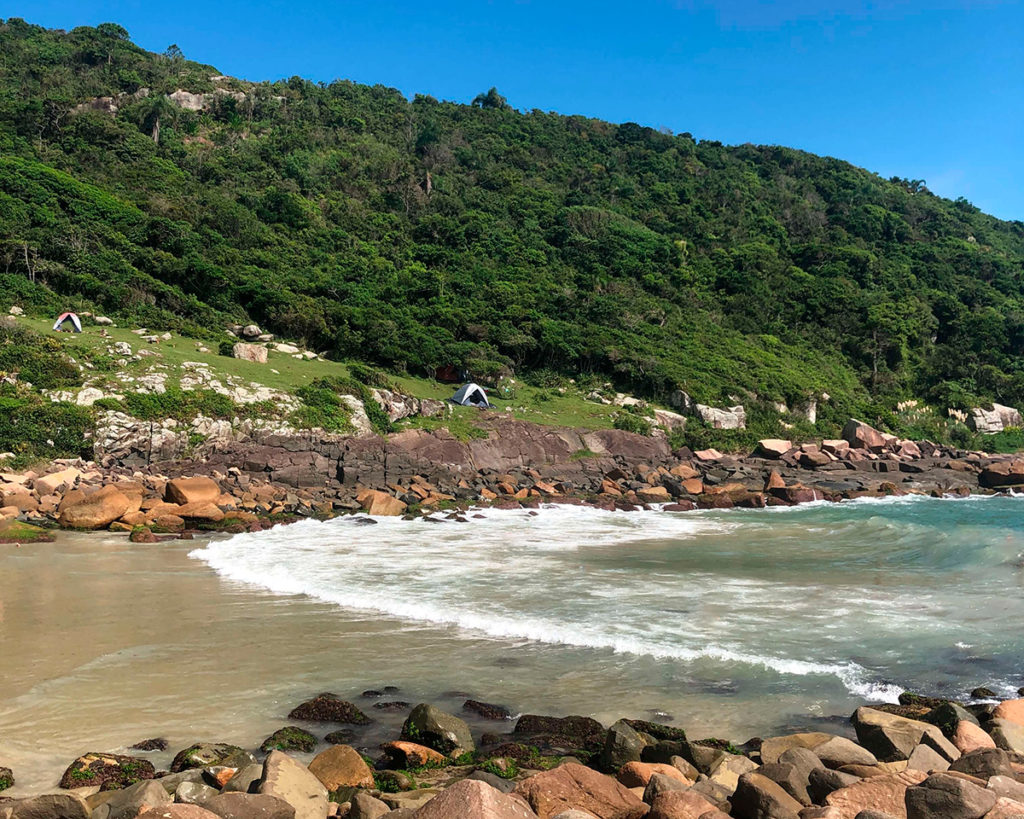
[53,312,83,333]
[450,382,492,408]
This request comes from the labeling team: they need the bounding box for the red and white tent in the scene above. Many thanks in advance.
[53,312,83,333]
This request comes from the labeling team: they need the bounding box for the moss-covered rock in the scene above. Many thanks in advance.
[0,765,13,792]
[260,726,317,753]
[288,693,371,725]
[169,743,254,773]
[58,752,154,790]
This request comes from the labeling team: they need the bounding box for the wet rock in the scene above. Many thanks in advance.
[371,700,410,711]
[221,763,263,793]
[400,703,475,756]
[174,781,218,805]
[380,741,446,769]
[412,779,538,819]
[852,708,959,763]
[904,772,996,819]
[59,486,131,529]
[165,477,221,506]
[948,748,1012,779]
[513,763,646,819]
[513,715,607,754]
[970,687,997,700]
[732,771,803,818]
[288,694,371,725]
[307,745,374,791]
[260,727,318,753]
[258,751,328,819]
[59,752,155,790]
[599,720,647,772]
[131,738,169,752]
[464,699,514,720]
[170,744,254,773]
[202,792,296,819]
[322,729,355,745]
[0,768,11,793]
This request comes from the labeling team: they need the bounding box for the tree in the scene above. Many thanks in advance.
[134,95,177,144]
[471,87,510,110]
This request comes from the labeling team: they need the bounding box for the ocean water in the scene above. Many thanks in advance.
[1,496,1022,794]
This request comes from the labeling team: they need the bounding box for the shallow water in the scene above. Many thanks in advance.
[1,496,1022,794]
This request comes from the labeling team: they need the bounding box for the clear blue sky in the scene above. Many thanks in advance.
[13,0,1024,220]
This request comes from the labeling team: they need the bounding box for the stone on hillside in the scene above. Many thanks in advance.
[258,750,328,819]
[401,703,474,756]
[513,763,647,819]
[842,419,887,452]
[58,486,131,529]
[696,404,747,429]
[355,489,407,516]
[33,467,81,496]
[969,404,1022,434]
[8,305,23,315]
[307,745,374,791]
[241,324,262,339]
[170,743,253,773]
[380,741,446,769]
[756,439,793,459]
[653,409,687,432]
[94,316,113,325]
[411,778,539,819]
[166,477,221,506]
[58,751,155,790]
[202,792,297,819]
[288,693,370,724]
[232,342,268,364]
[599,720,646,772]
[731,771,803,819]
[904,772,996,819]
[260,726,317,753]
[7,793,90,819]
[824,770,926,819]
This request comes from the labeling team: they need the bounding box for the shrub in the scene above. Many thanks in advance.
[613,412,652,436]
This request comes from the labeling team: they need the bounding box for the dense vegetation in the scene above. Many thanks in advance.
[2,17,1023,433]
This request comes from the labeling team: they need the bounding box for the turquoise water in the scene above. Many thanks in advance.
[194,495,1024,706]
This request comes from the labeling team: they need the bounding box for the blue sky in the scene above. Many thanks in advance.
[12,0,1024,220]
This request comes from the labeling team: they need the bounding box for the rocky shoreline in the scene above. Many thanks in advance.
[3,686,1024,819]
[4,415,1024,538]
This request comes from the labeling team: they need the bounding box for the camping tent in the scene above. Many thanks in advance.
[53,312,82,333]
[451,382,492,408]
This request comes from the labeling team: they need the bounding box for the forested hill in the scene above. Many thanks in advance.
[3,17,1024,425]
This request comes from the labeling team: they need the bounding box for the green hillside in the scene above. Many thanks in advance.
[2,17,1023,435]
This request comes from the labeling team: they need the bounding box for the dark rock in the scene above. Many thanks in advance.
[287,693,371,724]
[323,729,355,745]
[0,767,12,792]
[948,747,1012,779]
[7,793,90,819]
[512,714,607,754]
[641,740,688,764]
[58,752,155,790]
[466,770,516,794]
[372,701,411,711]
[170,744,254,773]
[732,771,804,818]
[760,761,812,806]
[622,720,687,743]
[808,767,861,804]
[904,772,996,819]
[924,702,979,737]
[260,726,317,753]
[92,779,171,819]
[599,719,646,772]
[463,699,513,720]
[970,687,997,699]
[130,738,169,752]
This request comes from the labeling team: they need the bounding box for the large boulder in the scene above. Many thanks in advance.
[904,772,996,819]
[411,779,538,818]
[58,751,155,789]
[978,462,1024,489]
[232,342,268,363]
[258,750,328,819]
[58,485,131,529]
[356,489,407,516]
[202,792,296,819]
[288,693,371,724]
[647,789,720,818]
[307,744,374,791]
[731,771,803,818]
[948,748,1012,779]
[951,721,996,754]
[8,793,90,819]
[852,708,960,763]
[842,419,887,452]
[260,726,317,753]
[92,779,172,819]
[969,404,1022,434]
[991,698,1024,727]
[33,467,81,496]
[760,734,834,765]
[755,439,793,459]
[813,737,877,769]
[988,719,1024,753]
[513,763,646,819]
[401,703,475,756]
[599,720,646,772]
[166,477,221,506]
[824,770,927,819]
[616,761,690,789]
[696,404,747,429]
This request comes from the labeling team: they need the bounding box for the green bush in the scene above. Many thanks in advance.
[613,412,652,436]
[0,387,94,463]
[292,383,356,433]
[348,362,396,390]
[0,322,83,390]
[122,388,235,421]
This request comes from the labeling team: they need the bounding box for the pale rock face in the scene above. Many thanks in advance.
[169,89,206,110]
[653,408,687,431]
[232,342,268,364]
[8,305,24,315]
[340,395,373,435]
[970,403,1023,434]
[696,403,747,429]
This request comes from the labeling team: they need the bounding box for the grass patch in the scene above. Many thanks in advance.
[0,520,56,543]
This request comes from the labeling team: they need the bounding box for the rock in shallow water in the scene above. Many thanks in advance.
[287,693,370,725]
[58,752,155,790]
[260,727,317,753]
[400,703,475,756]
[170,744,254,773]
